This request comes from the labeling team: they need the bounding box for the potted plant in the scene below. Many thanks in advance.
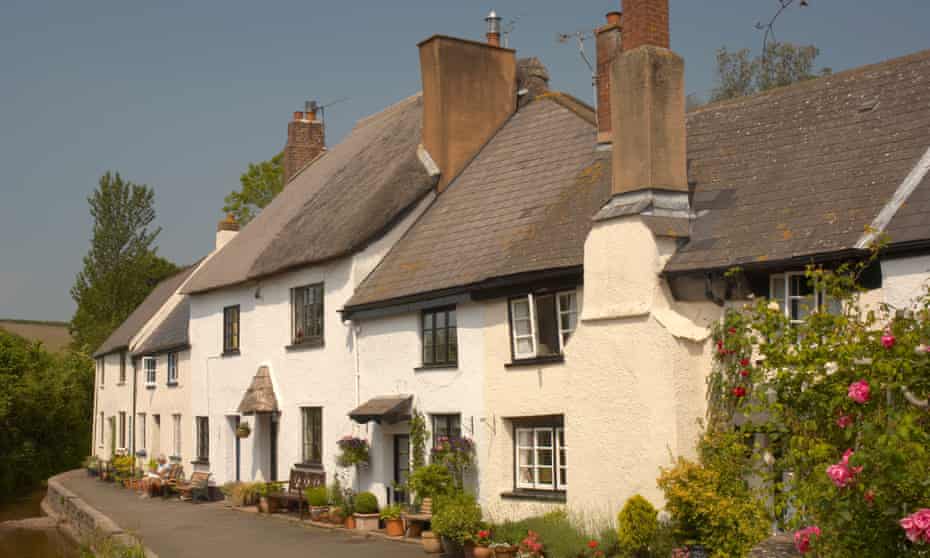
[83,456,98,477]
[353,491,380,531]
[380,504,405,537]
[422,531,443,554]
[235,422,251,439]
[336,436,370,468]
[305,486,329,521]
[488,542,518,558]
[471,529,493,558]
[431,492,483,558]
[257,482,282,513]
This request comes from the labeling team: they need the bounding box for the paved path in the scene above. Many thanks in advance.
[59,473,424,558]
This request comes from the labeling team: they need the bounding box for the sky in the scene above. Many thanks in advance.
[1,0,928,322]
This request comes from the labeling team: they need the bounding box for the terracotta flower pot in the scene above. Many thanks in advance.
[406,521,423,538]
[354,513,380,531]
[422,531,442,554]
[474,546,493,558]
[344,515,356,529]
[492,545,518,558]
[464,541,476,558]
[384,518,404,537]
[259,496,279,514]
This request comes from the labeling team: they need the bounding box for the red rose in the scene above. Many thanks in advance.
[740,358,750,367]
[728,327,737,334]
[732,386,747,398]
[740,369,750,377]
[588,540,599,549]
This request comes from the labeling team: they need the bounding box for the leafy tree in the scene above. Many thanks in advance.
[222,152,284,225]
[70,172,177,352]
[711,42,830,102]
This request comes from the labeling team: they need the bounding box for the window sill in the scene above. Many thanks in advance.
[505,355,564,368]
[145,384,156,390]
[414,363,458,371]
[116,382,127,386]
[191,459,210,466]
[169,456,182,463]
[294,462,325,470]
[285,338,324,351]
[222,350,240,358]
[501,490,566,503]
[166,381,179,387]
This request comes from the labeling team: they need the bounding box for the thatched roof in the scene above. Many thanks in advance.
[237,366,279,415]
[349,395,412,424]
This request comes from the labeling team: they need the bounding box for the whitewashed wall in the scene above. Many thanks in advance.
[94,351,133,459]
[134,349,193,466]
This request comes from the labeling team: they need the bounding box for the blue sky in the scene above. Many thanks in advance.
[1,0,928,321]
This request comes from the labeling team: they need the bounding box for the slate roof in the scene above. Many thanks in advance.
[346,95,611,309]
[667,49,930,273]
[132,296,190,356]
[94,265,198,357]
[183,94,438,294]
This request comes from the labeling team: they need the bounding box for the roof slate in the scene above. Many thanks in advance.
[183,94,438,294]
[347,97,610,308]
[132,296,190,356]
[94,265,197,357]
[667,49,930,273]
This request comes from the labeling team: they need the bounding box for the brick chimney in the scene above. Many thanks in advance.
[216,213,240,251]
[610,0,686,197]
[418,14,517,192]
[595,11,622,144]
[283,102,325,184]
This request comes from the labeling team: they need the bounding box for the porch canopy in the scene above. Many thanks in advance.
[349,395,412,424]
[237,366,279,415]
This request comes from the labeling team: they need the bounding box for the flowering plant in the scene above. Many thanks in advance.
[431,435,475,490]
[336,436,370,467]
[707,247,930,556]
[472,529,491,546]
[517,530,544,558]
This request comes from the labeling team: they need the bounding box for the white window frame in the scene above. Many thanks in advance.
[515,425,566,491]
[167,352,178,385]
[98,411,104,448]
[172,414,182,458]
[510,291,578,360]
[143,356,156,387]
[770,272,840,324]
[138,413,146,451]
[118,411,127,450]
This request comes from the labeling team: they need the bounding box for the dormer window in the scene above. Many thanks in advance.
[292,283,324,347]
[770,272,841,324]
[144,357,156,387]
[509,291,578,361]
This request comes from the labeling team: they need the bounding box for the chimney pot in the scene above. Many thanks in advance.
[485,10,502,46]
[215,213,240,250]
[606,11,622,26]
[293,111,304,122]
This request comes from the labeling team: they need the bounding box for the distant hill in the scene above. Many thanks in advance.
[0,319,72,353]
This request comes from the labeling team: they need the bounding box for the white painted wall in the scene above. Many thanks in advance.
[93,351,133,459]
[881,254,930,310]
[355,300,486,507]
[134,349,193,466]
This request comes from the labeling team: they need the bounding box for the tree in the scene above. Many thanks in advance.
[222,152,284,225]
[70,172,178,352]
[710,41,830,102]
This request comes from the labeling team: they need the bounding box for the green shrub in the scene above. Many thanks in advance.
[490,510,589,558]
[407,463,455,502]
[432,492,484,545]
[379,504,403,520]
[305,486,329,507]
[328,479,344,507]
[354,491,379,514]
[617,494,659,556]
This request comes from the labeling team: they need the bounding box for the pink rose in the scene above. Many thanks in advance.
[794,526,821,554]
[901,509,930,544]
[914,509,930,531]
[848,380,871,404]
[826,463,853,487]
[882,331,896,349]
[864,490,875,505]
[836,414,853,428]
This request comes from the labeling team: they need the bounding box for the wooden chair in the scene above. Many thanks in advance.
[402,497,433,536]
[154,464,182,498]
[175,471,211,503]
[266,469,325,519]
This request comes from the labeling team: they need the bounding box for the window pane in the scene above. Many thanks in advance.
[519,467,534,484]
[514,318,531,336]
[535,294,560,356]
[791,275,813,297]
[435,312,446,328]
[537,449,553,466]
[435,329,447,362]
[772,276,785,301]
[517,429,533,447]
[560,468,567,486]
[512,299,530,319]
[558,293,577,313]
[560,312,577,332]
[516,338,534,355]
[448,310,457,327]
[536,429,553,447]
[518,449,534,466]
[537,467,553,485]
[423,313,433,330]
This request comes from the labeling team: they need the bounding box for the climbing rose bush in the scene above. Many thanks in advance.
[709,254,930,557]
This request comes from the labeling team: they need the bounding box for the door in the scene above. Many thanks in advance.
[394,435,410,504]
[152,415,161,457]
[269,414,279,482]
[234,416,241,482]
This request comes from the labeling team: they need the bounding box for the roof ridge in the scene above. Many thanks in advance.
[533,91,596,126]
[353,92,422,131]
[690,48,930,115]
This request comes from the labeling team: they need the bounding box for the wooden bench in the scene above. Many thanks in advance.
[175,471,211,503]
[154,464,182,498]
[266,469,325,519]
[402,497,433,536]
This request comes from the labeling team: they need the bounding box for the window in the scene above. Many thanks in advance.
[301,407,323,465]
[223,305,240,353]
[196,416,209,462]
[515,423,566,491]
[138,413,146,450]
[99,412,104,447]
[172,414,182,458]
[431,414,462,448]
[770,273,842,324]
[510,291,578,360]
[119,351,127,384]
[143,357,156,387]
[98,359,104,388]
[118,411,126,449]
[292,283,324,345]
[422,307,457,366]
[167,352,178,385]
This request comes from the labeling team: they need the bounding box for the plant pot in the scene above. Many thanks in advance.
[329,511,344,525]
[492,546,518,558]
[406,521,423,538]
[354,513,379,531]
[310,505,329,521]
[259,496,279,514]
[344,515,356,529]
[474,546,493,558]
[422,531,442,554]
[441,536,464,558]
[384,517,404,537]
[464,541,476,558]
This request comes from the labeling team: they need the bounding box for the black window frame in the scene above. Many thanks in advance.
[300,407,323,466]
[196,416,209,463]
[421,306,458,367]
[223,305,240,354]
[430,413,462,448]
[118,411,127,449]
[291,283,325,347]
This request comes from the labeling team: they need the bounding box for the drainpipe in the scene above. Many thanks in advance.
[352,322,361,408]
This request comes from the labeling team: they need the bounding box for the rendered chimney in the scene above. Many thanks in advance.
[283,103,325,185]
[418,15,516,192]
[595,11,622,144]
[216,213,240,251]
[609,0,686,198]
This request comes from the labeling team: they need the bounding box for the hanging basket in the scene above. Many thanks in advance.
[235,423,252,439]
